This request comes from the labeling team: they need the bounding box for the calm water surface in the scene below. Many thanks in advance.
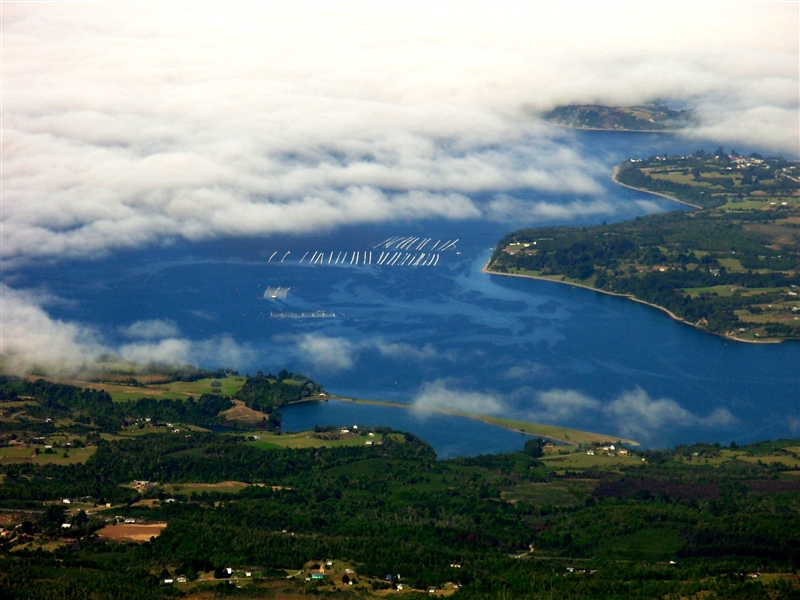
[14,131,799,453]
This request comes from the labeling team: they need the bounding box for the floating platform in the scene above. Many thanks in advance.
[264,287,289,299]
[270,311,337,319]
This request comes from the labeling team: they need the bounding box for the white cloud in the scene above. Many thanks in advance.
[604,387,695,440]
[1,2,796,264]
[527,389,602,423]
[290,334,439,370]
[0,285,252,375]
[485,196,617,224]
[293,334,356,371]
[510,385,738,443]
[373,340,438,361]
[504,361,549,380]
[413,379,506,415]
[700,408,738,427]
[0,285,106,374]
[119,319,181,340]
[603,387,737,442]
[118,338,192,366]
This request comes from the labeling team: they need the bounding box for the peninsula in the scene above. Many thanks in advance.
[543,103,692,132]
[486,150,800,342]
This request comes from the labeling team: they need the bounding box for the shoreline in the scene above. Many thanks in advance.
[481,263,781,345]
[328,395,638,447]
[611,165,702,209]
[545,121,683,134]
[479,163,785,345]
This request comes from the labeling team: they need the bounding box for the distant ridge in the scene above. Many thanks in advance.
[543,103,693,132]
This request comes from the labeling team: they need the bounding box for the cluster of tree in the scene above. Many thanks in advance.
[119,364,236,383]
[616,151,799,209]
[0,370,323,435]
[488,209,800,338]
[233,370,323,417]
[2,378,800,598]
[0,377,234,433]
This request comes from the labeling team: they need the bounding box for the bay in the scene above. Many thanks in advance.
[12,130,799,452]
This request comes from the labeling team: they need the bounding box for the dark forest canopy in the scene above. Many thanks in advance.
[1,377,800,598]
[487,153,800,342]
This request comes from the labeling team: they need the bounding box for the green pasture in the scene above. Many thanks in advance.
[716,257,745,271]
[0,401,35,409]
[162,481,250,496]
[109,376,246,402]
[683,285,781,298]
[152,376,246,397]
[108,390,186,402]
[247,431,385,450]
[542,451,643,473]
[501,480,593,507]
[0,445,96,465]
[602,527,683,560]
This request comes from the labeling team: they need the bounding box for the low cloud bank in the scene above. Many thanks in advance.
[0,285,253,375]
[289,333,438,372]
[3,3,797,264]
[413,380,506,416]
[411,381,737,444]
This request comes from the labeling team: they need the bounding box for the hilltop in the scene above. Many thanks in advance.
[543,104,692,132]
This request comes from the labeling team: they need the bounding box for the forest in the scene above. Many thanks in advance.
[487,152,800,342]
[1,376,799,598]
[614,149,799,209]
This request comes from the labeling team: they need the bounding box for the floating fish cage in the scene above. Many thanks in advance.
[264,286,289,299]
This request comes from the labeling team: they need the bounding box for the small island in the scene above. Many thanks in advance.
[543,103,692,132]
[486,150,800,342]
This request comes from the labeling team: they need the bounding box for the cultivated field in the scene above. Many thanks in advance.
[96,522,168,542]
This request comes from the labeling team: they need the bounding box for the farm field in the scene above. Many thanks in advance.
[96,522,168,542]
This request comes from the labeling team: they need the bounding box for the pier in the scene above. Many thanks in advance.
[270,311,337,319]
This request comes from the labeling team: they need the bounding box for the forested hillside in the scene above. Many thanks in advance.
[1,378,800,598]
[487,153,800,342]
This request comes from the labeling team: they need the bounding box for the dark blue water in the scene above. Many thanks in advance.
[12,131,800,452]
[280,400,536,459]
